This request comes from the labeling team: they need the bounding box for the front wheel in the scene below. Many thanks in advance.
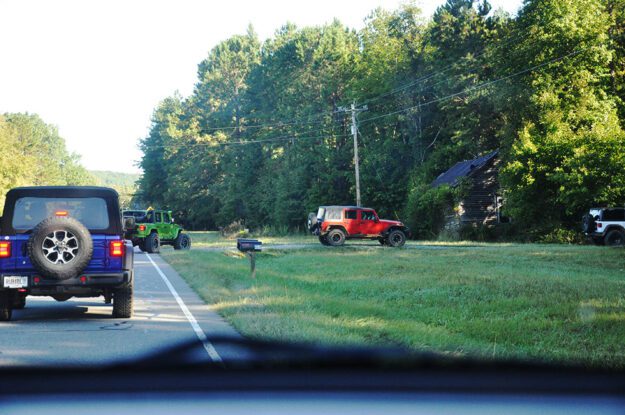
[605,229,625,247]
[173,233,191,250]
[387,229,406,247]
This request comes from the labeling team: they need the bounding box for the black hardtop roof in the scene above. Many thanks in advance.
[6,186,119,199]
[2,186,122,235]
[320,206,375,210]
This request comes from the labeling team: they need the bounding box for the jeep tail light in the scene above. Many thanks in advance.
[0,242,10,258]
[597,222,603,229]
[139,225,146,231]
[109,241,124,257]
[55,210,69,217]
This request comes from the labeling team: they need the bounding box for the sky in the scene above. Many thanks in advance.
[0,0,523,174]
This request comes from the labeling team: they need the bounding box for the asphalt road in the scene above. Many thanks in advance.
[0,250,241,367]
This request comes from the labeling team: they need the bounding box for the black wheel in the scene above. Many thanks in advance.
[27,217,93,280]
[52,294,72,302]
[387,229,406,247]
[327,229,346,247]
[13,294,26,310]
[173,233,191,250]
[112,280,133,318]
[604,229,625,247]
[138,241,146,252]
[319,235,331,246]
[145,232,160,253]
[0,292,12,321]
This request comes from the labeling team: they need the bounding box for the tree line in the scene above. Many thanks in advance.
[137,0,625,239]
[0,113,92,211]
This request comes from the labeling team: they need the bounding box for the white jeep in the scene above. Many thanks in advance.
[582,208,625,246]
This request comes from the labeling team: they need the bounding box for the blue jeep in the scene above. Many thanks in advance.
[0,186,134,321]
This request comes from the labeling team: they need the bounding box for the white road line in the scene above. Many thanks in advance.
[145,253,223,363]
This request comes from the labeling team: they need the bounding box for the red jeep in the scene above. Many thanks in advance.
[307,206,409,247]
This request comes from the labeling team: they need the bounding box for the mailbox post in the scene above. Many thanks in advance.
[236,239,262,278]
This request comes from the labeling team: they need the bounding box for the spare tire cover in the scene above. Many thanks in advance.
[307,213,318,232]
[28,217,94,280]
[582,214,595,233]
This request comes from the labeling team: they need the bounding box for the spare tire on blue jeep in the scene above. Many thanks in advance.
[28,216,94,280]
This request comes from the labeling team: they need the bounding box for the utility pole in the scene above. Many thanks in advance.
[339,102,367,207]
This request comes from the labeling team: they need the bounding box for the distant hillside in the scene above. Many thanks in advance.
[90,170,140,188]
[89,170,140,208]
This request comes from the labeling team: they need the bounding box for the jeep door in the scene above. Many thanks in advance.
[154,211,170,239]
[161,212,176,239]
[344,209,360,235]
[359,210,383,235]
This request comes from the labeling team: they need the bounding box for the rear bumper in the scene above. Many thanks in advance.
[586,232,604,238]
[1,271,132,295]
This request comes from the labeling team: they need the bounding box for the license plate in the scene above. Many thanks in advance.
[3,276,28,288]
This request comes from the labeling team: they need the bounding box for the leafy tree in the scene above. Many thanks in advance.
[500,0,625,230]
[0,113,93,210]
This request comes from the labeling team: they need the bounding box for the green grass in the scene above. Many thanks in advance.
[187,231,315,248]
[160,243,625,367]
[186,231,502,248]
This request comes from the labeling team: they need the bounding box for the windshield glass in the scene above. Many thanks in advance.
[12,197,109,230]
[0,0,624,373]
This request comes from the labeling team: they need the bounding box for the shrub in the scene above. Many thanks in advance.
[404,184,455,239]
[538,228,586,245]
[221,219,248,239]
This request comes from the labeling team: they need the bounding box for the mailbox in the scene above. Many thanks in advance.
[237,238,262,252]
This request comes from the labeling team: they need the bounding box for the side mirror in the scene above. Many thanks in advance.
[123,216,136,230]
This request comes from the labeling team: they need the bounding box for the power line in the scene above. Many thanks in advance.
[165,32,527,135]
[142,132,350,150]
[357,29,529,107]
[197,107,341,132]
[358,46,590,126]
[142,46,589,153]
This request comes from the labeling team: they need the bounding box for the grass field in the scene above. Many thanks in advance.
[161,241,625,367]
[186,231,313,248]
[186,231,491,248]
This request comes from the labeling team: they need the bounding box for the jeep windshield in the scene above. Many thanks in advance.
[1,0,625,386]
[12,197,110,231]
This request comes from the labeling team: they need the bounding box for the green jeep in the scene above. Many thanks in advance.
[123,209,191,253]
